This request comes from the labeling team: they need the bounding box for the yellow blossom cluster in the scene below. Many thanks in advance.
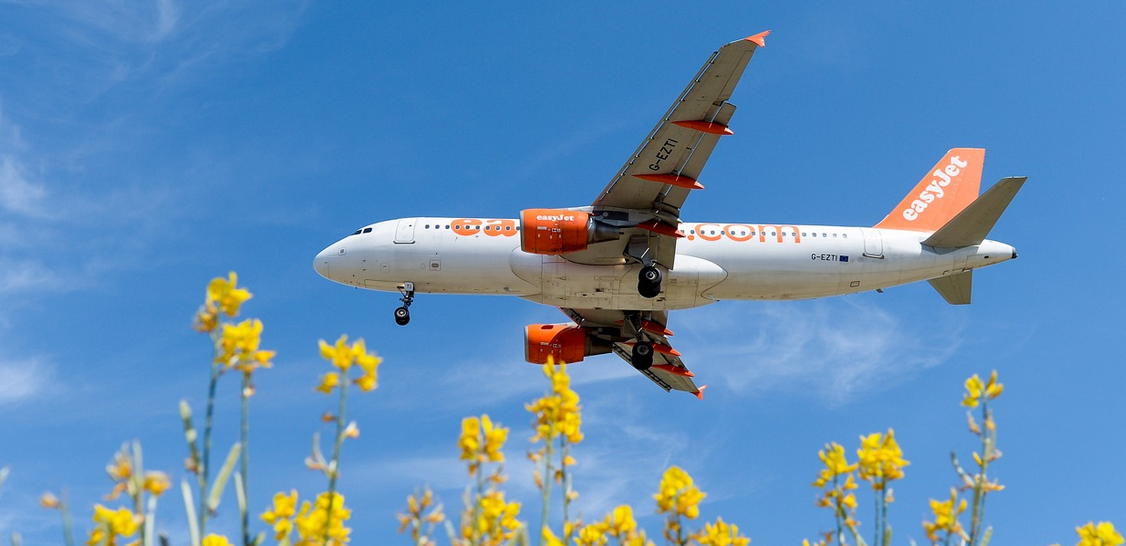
[655,466,706,519]
[1075,521,1125,546]
[317,335,381,393]
[962,370,1003,407]
[460,491,521,546]
[193,272,251,333]
[201,535,232,546]
[569,505,654,546]
[812,442,858,488]
[396,488,445,546]
[262,491,352,546]
[922,488,968,544]
[525,359,583,444]
[261,490,299,540]
[104,445,171,501]
[216,318,275,375]
[697,517,750,546]
[856,428,909,489]
[811,443,860,532]
[457,414,508,476]
[87,505,139,546]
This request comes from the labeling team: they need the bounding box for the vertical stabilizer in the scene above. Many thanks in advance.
[875,148,985,232]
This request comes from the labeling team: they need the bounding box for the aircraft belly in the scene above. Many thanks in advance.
[510,250,727,310]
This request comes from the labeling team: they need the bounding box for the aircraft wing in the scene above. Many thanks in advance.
[562,308,705,398]
[588,32,769,269]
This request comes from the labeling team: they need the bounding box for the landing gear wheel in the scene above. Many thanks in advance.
[638,266,662,299]
[393,306,411,326]
[631,341,654,371]
[395,282,415,326]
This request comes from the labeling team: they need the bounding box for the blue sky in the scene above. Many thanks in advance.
[1,1,1123,545]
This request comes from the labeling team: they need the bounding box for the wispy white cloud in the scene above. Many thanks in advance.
[674,299,960,405]
[0,155,48,217]
[0,357,52,404]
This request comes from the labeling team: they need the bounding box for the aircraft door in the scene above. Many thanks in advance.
[860,228,884,259]
[394,218,417,244]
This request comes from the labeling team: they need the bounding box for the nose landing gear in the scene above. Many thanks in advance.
[394,282,415,326]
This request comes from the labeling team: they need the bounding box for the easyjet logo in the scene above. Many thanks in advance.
[536,214,576,222]
[450,218,518,237]
[902,155,969,221]
[683,224,803,243]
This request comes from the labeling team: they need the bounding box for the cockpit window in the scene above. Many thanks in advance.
[363,227,372,233]
[350,229,362,236]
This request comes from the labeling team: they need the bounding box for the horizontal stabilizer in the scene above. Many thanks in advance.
[929,271,973,305]
[923,177,1027,248]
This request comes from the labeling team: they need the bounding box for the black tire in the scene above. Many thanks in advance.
[394,306,411,326]
[639,266,661,284]
[638,266,662,298]
[631,342,654,370]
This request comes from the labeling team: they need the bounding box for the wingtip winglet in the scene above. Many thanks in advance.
[746,30,771,47]
[694,385,708,400]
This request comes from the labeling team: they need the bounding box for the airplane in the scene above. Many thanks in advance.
[313,32,1026,398]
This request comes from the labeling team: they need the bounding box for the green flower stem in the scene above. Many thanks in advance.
[240,373,252,546]
[200,352,222,535]
[323,373,349,546]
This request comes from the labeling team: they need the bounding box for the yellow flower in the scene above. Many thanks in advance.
[607,505,637,538]
[697,517,750,546]
[207,272,252,317]
[526,360,584,444]
[216,319,272,371]
[655,466,706,519]
[474,492,521,544]
[812,442,858,488]
[317,372,340,394]
[922,488,968,543]
[574,520,610,546]
[261,490,298,540]
[1077,522,1125,546]
[320,335,355,371]
[40,492,60,509]
[458,415,508,475]
[543,526,567,546]
[856,429,909,489]
[962,370,1003,407]
[143,472,171,496]
[88,505,139,546]
[293,492,351,545]
[201,535,232,546]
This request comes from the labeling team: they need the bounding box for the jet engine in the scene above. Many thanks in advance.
[520,209,619,255]
[524,323,614,364]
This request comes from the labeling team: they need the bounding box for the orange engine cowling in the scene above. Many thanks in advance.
[524,323,613,364]
[520,209,619,255]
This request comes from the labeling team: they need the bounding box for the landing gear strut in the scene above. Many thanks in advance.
[631,340,654,371]
[638,266,662,299]
[394,282,415,326]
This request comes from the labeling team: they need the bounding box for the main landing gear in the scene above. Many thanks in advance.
[637,265,662,298]
[631,340,654,371]
[394,282,415,326]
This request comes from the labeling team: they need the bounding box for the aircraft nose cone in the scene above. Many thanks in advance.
[313,248,331,279]
[1011,247,1018,259]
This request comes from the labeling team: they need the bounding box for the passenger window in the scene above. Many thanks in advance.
[833,233,838,238]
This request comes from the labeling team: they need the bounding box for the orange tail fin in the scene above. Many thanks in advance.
[875,148,985,232]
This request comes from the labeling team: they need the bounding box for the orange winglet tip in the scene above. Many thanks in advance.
[634,173,705,190]
[745,30,770,47]
[672,120,734,136]
[694,385,708,400]
[651,364,694,377]
[640,319,674,337]
[636,220,685,239]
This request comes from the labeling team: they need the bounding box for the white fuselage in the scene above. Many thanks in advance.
[313,217,1016,310]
